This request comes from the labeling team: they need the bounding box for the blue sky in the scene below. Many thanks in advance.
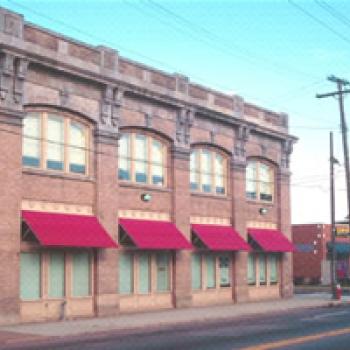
[4,0,350,223]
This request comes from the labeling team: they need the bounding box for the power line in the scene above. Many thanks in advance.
[288,0,350,46]
[314,0,350,30]
[2,0,336,127]
[143,0,320,80]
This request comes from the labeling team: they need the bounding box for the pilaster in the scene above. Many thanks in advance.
[172,106,193,308]
[93,85,122,316]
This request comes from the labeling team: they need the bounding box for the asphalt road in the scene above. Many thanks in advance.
[6,305,350,350]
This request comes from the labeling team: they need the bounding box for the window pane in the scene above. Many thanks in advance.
[156,252,170,292]
[135,135,148,183]
[72,252,90,297]
[206,254,216,288]
[246,162,257,199]
[190,151,199,190]
[23,114,41,167]
[47,116,64,171]
[259,164,273,201]
[138,253,150,294]
[219,254,230,287]
[151,139,164,186]
[201,150,212,193]
[20,253,41,300]
[69,122,86,174]
[215,154,225,194]
[119,252,133,294]
[191,253,202,290]
[259,254,266,284]
[48,251,65,298]
[118,134,131,180]
[247,254,256,285]
[270,255,278,283]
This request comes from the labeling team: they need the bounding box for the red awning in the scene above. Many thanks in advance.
[22,210,117,248]
[191,224,251,251]
[119,218,192,250]
[248,228,294,252]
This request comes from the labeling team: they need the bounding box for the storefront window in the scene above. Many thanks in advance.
[48,251,65,298]
[138,253,151,294]
[269,255,278,283]
[119,252,134,295]
[247,253,256,285]
[72,252,90,297]
[156,252,170,292]
[20,253,41,300]
[206,254,216,289]
[219,254,230,287]
[259,254,267,285]
[191,253,202,290]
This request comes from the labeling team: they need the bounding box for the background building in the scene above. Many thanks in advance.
[293,224,350,285]
[0,7,295,324]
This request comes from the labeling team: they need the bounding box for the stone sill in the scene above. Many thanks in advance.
[22,168,95,183]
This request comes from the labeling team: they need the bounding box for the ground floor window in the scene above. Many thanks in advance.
[72,251,91,297]
[20,250,92,301]
[192,252,232,291]
[20,252,41,300]
[247,253,280,286]
[48,251,65,298]
[119,251,172,295]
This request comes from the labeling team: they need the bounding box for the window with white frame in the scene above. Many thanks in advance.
[20,251,91,301]
[247,253,256,285]
[192,253,232,291]
[269,255,278,284]
[247,253,279,286]
[118,252,171,295]
[22,112,88,175]
[118,132,166,186]
[246,160,274,202]
[190,148,227,195]
[20,252,41,300]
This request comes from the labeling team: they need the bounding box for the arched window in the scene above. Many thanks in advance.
[190,148,227,195]
[118,132,166,187]
[246,160,274,202]
[22,111,88,175]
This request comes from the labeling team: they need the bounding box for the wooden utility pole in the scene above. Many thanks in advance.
[316,76,350,232]
[330,132,337,299]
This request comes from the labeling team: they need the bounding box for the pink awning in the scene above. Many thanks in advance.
[248,228,294,252]
[22,210,117,248]
[119,218,192,250]
[191,224,251,251]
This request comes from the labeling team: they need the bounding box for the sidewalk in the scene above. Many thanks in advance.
[1,293,349,348]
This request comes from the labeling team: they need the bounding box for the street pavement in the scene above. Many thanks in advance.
[1,293,350,349]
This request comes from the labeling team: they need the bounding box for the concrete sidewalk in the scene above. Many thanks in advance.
[1,293,349,348]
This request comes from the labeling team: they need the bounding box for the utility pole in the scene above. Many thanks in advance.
[330,132,337,299]
[316,76,350,232]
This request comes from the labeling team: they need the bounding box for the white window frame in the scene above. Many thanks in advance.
[118,132,167,187]
[246,160,274,203]
[22,111,89,176]
[190,148,227,196]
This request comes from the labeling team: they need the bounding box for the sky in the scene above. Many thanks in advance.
[3,0,350,224]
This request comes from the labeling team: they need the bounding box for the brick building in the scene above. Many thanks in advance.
[293,224,350,285]
[0,7,296,324]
